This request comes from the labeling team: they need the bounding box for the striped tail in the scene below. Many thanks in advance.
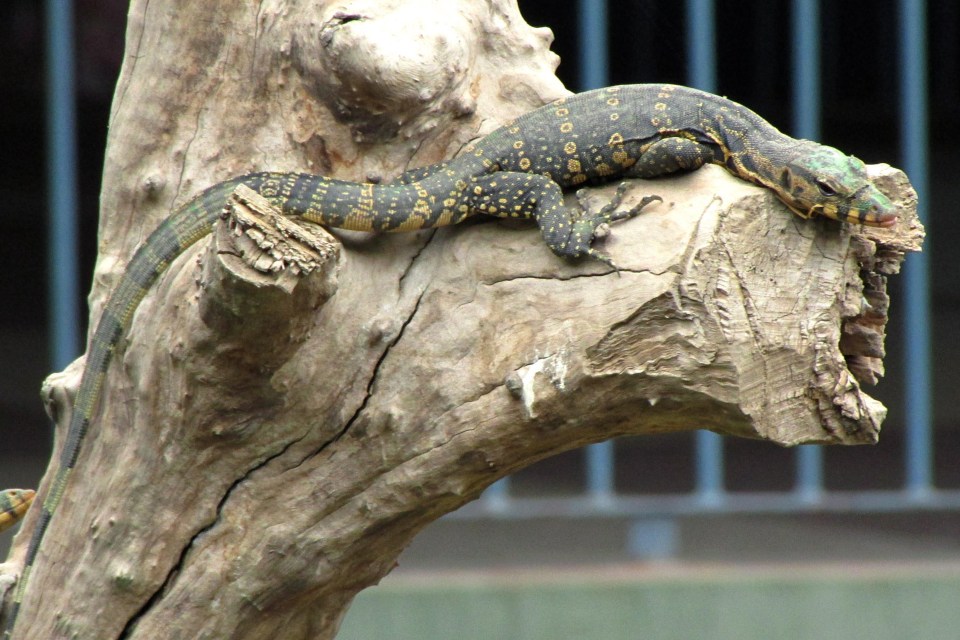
[2,177,250,638]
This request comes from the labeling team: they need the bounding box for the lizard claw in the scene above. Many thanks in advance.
[591,182,632,220]
[578,182,662,228]
[586,247,621,274]
[567,187,662,270]
[604,193,662,223]
[578,182,632,220]
[578,192,662,271]
[575,187,592,213]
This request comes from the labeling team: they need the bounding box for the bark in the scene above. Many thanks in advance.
[0,1,923,639]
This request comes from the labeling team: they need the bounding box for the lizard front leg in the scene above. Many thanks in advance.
[464,172,659,266]
[625,136,716,179]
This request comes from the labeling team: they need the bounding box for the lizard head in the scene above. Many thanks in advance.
[776,145,898,228]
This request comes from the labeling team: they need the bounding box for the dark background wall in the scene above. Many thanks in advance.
[1,1,957,502]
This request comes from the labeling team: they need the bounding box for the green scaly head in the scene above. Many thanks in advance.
[776,144,898,228]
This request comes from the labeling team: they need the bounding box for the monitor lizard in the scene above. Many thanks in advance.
[2,83,896,637]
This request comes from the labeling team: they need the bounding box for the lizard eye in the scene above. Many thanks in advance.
[816,179,837,197]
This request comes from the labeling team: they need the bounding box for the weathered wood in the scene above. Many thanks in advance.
[0,1,922,639]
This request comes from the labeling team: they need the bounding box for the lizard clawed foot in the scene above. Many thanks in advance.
[578,182,662,226]
[603,193,662,223]
[569,184,663,271]
[585,191,662,271]
[576,182,629,221]
[586,247,620,273]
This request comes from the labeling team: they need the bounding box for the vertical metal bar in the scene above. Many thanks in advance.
[898,0,933,499]
[694,434,723,506]
[586,442,615,502]
[686,0,723,506]
[791,0,821,139]
[795,449,824,504]
[686,0,717,93]
[791,0,824,503]
[45,0,81,370]
[483,477,510,511]
[578,0,608,90]
[795,447,824,503]
[579,0,615,504]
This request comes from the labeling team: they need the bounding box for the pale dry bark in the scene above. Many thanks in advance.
[0,1,923,638]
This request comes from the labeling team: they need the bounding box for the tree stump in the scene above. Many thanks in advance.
[0,1,924,638]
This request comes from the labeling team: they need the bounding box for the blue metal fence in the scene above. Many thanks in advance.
[470,0,950,532]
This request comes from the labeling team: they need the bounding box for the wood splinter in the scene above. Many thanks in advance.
[221,183,340,278]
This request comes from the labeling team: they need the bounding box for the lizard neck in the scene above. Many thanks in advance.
[672,86,802,193]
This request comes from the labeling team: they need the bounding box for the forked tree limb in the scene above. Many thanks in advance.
[0,1,922,638]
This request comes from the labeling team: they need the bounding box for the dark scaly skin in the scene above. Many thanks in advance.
[2,84,896,637]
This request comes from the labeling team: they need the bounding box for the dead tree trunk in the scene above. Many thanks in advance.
[0,1,923,638]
